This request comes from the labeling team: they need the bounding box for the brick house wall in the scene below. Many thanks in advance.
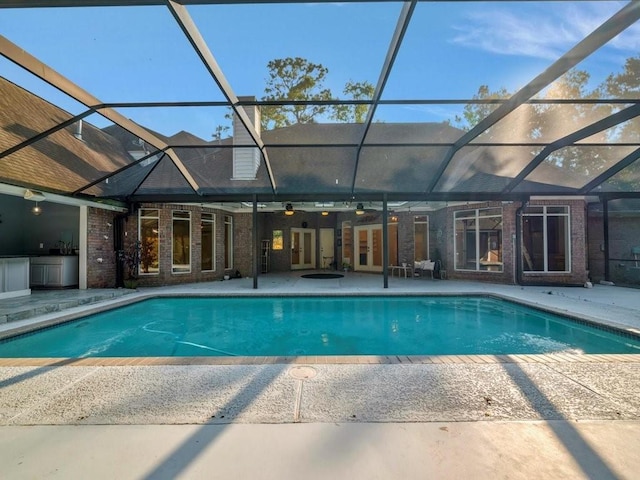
[439,200,588,286]
[586,204,605,282]
[441,202,516,284]
[86,207,119,288]
[588,205,640,286]
[115,204,255,287]
[86,198,592,288]
[518,199,588,286]
[232,212,254,277]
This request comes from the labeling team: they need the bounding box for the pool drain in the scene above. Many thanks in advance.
[289,366,317,380]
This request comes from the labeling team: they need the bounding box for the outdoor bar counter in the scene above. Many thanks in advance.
[0,256,31,299]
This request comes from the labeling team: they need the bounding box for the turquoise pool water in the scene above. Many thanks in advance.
[1,296,639,357]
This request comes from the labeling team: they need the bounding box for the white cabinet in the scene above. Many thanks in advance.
[30,256,79,288]
[0,257,31,299]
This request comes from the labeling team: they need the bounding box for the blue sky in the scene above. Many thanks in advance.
[1,1,638,140]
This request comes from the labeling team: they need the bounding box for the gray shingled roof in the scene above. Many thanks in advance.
[1,73,639,203]
[1,0,639,205]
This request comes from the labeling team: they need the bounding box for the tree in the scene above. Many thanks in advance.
[212,124,229,142]
[454,85,510,131]
[600,55,640,190]
[261,57,333,130]
[603,56,640,143]
[331,80,375,123]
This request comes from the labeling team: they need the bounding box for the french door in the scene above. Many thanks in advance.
[319,228,335,269]
[354,225,383,272]
[291,228,316,270]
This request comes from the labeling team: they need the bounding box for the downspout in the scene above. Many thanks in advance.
[602,196,610,282]
[113,212,128,288]
[252,195,258,290]
[515,198,527,286]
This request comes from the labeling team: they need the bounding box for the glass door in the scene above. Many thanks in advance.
[354,225,383,272]
[291,228,316,270]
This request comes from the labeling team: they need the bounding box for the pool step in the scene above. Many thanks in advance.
[0,289,134,324]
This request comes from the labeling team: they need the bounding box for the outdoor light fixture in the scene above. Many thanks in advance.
[355,203,365,215]
[23,189,46,202]
[284,203,295,216]
[321,211,329,216]
[32,202,42,216]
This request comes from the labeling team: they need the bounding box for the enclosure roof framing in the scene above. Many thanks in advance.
[0,0,639,205]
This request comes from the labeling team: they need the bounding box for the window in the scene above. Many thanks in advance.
[224,215,233,270]
[138,209,159,275]
[201,212,215,272]
[454,208,503,272]
[522,205,570,272]
[414,215,429,261]
[272,230,283,250]
[172,210,191,273]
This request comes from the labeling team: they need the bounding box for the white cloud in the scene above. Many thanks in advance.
[451,2,638,60]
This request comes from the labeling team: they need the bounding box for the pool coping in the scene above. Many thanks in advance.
[1,291,639,366]
[0,353,639,367]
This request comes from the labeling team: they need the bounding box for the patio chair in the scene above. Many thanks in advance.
[414,260,435,279]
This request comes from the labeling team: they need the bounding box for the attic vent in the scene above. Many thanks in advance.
[232,97,261,181]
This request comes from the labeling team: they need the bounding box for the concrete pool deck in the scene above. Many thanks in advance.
[1,273,639,478]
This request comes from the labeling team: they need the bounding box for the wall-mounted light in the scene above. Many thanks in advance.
[355,203,365,215]
[321,211,329,216]
[284,203,295,216]
[32,202,42,216]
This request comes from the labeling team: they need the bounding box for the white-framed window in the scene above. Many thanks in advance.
[454,208,503,272]
[224,214,233,270]
[201,212,215,272]
[172,210,191,274]
[138,208,159,275]
[522,205,571,273]
[414,215,429,261]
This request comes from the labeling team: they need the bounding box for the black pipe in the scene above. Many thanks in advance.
[515,200,526,286]
[113,212,128,288]
[603,196,610,282]
[382,194,388,289]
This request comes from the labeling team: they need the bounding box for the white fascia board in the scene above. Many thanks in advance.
[0,183,127,212]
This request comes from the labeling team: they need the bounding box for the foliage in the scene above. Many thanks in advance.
[212,125,229,142]
[261,57,333,130]
[331,80,375,123]
[139,238,157,274]
[453,55,640,190]
[454,84,510,130]
[213,57,375,132]
[118,241,141,280]
[118,239,157,281]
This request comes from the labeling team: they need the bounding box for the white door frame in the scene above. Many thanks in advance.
[319,228,335,269]
[291,228,316,270]
[354,224,383,272]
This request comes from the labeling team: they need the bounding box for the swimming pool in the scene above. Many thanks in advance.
[1,296,639,358]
